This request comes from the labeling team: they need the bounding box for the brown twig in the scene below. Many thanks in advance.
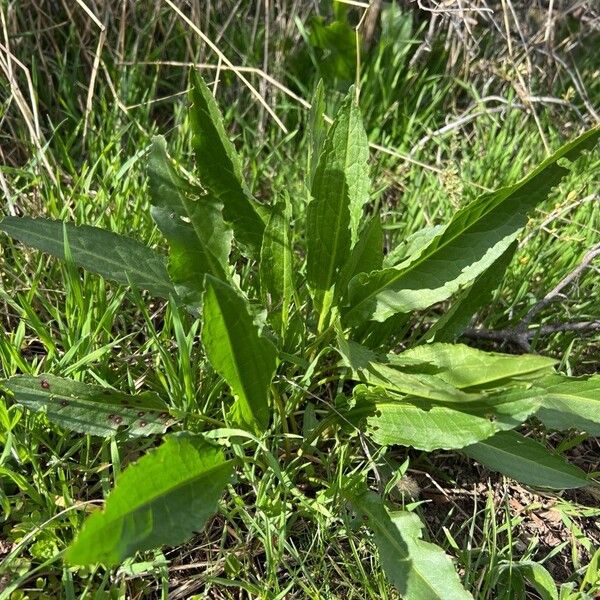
[519,243,600,331]
[463,243,600,352]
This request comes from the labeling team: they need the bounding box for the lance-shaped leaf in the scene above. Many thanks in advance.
[0,217,174,299]
[66,433,234,566]
[2,374,172,437]
[339,340,554,404]
[349,490,472,600]
[189,71,266,256]
[202,276,277,433]
[259,198,294,331]
[536,374,600,436]
[422,241,517,343]
[360,385,543,451]
[148,136,232,311]
[306,89,370,312]
[351,361,479,404]
[463,430,590,489]
[345,126,600,324]
[307,79,326,188]
[503,562,559,600]
[385,343,556,390]
[336,215,383,302]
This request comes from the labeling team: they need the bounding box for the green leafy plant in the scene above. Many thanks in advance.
[1,72,599,596]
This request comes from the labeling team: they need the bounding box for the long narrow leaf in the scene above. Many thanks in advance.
[306,89,370,315]
[386,343,556,389]
[360,385,543,451]
[349,490,472,600]
[337,215,383,302]
[345,126,600,324]
[0,217,175,299]
[260,198,294,332]
[536,374,600,435]
[3,374,171,437]
[202,276,277,433]
[463,430,590,489]
[422,241,517,343]
[189,71,266,256]
[149,136,232,310]
[307,79,326,188]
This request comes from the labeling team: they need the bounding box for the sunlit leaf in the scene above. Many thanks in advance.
[345,126,600,323]
[202,276,277,433]
[349,489,472,599]
[189,71,266,256]
[536,374,600,436]
[307,79,326,188]
[67,433,234,566]
[360,385,543,451]
[386,343,556,389]
[422,241,517,343]
[306,88,370,317]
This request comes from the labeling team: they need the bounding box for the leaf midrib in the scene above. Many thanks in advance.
[348,130,599,317]
[314,106,354,293]
[0,221,169,292]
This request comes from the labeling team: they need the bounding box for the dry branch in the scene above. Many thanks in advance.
[463,243,600,352]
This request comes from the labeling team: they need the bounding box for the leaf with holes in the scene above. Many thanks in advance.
[66,433,234,566]
[3,374,172,437]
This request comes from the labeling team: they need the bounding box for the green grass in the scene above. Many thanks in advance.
[1,2,599,598]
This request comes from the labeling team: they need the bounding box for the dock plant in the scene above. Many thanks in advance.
[1,73,599,598]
